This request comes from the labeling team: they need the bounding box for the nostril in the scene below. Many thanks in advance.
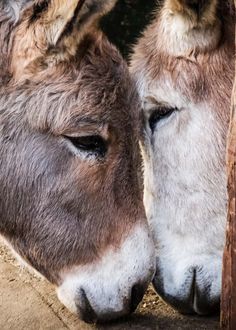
[77,288,98,324]
[130,284,146,313]
[193,270,220,315]
[189,267,197,306]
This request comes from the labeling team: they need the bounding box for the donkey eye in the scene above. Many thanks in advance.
[64,135,107,157]
[149,107,177,132]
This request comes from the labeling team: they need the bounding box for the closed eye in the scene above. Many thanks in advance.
[149,107,177,133]
[64,135,108,158]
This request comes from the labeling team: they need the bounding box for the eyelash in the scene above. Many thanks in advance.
[149,107,177,132]
[64,135,108,158]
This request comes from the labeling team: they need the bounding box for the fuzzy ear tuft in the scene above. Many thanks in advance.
[10,0,118,80]
[157,0,222,56]
[175,0,210,15]
[164,0,218,22]
[25,0,118,46]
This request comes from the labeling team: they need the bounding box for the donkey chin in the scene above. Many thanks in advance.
[5,224,155,324]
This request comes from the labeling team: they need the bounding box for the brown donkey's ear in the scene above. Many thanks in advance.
[11,0,117,80]
[27,0,117,46]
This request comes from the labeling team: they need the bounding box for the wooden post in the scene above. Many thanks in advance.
[221,63,236,327]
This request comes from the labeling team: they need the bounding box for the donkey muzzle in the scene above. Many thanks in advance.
[57,224,155,323]
[153,265,220,315]
[76,283,147,323]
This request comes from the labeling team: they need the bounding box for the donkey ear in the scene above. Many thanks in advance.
[29,0,84,46]
[11,0,117,80]
[165,0,217,21]
[27,0,117,46]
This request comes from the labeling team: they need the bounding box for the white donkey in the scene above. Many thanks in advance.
[131,0,235,315]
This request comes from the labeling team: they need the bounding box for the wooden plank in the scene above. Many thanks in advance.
[221,66,236,328]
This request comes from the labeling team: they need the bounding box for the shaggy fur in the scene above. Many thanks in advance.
[131,0,235,315]
[0,0,155,322]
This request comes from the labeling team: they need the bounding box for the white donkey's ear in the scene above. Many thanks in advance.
[169,0,208,14]
[11,0,117,80]
[164,0,218,22]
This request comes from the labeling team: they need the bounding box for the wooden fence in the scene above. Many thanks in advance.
[221,38,236,328]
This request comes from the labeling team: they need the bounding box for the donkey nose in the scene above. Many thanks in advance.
[187,268,220,315]
[77,282,147,323]
[153,266,220,315]
[57,225,155,323]
[78,289,98,324]
[176,268,220,315]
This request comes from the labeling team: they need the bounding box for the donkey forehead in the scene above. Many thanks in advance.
[139,49,233,111]
[23,66,138,134]
[140,65,203,110]
[2,0,139,134]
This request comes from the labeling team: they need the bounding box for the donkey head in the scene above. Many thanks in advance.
[131,0,235,315]
[0,0,155,323]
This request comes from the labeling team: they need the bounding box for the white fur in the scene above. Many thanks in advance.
[139,76,226,312]
[130,0,231,314]
[57,224,155,317]
[158,5,221,56]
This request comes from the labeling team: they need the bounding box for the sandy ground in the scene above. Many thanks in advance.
[0,241,220,330]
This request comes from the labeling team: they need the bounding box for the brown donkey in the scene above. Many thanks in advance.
[131,0,235,315]
[0,0,155,323]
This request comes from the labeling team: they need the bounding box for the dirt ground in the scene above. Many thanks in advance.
[0,241,220,330]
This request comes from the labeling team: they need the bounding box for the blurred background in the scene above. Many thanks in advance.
[101,0,157,59]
